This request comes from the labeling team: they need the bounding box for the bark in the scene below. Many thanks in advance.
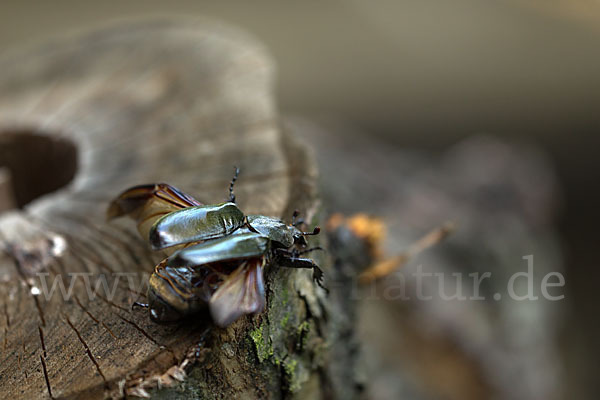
[0,19,365,399]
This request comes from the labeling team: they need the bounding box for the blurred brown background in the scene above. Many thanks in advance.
[0,1,598,399]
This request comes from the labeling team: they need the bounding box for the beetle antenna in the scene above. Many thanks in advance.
[302,226,320,236]
[228,166,240,203]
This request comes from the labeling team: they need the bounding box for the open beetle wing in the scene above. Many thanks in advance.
[209,258,266,327]
[148,254,265,325]
[149,202,245,250]
[167,232,268,266]
[107,183,203,240]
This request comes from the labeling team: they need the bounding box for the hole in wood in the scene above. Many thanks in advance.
[0,130,77,210]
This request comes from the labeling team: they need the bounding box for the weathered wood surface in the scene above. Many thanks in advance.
[0,19,354,399]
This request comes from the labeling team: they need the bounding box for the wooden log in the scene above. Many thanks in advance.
[0,19,365,399]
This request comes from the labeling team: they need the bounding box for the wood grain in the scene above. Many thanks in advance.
[0,19,339,399]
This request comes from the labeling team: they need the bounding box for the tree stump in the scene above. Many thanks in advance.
[0,19,362,399]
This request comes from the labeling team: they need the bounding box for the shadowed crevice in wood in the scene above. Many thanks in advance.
[64,315,108,386]
[38,326,47,358]
[32,297,46,327]
[0,130,77,209]
[95,293,130,313]
[114,313,166,350]
[40,355,53,399]
[74,295,118,339]
[17,343,27,379]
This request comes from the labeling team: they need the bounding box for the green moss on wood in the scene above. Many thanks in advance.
[249,324,273,363]
[283,357,300,392]
[283,355,310,394]
[280,312,291,328]
[296,320,311,351]
[280,285,289,306]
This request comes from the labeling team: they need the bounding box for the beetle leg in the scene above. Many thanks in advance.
[132,301,149,310]
[190,326,212,359]
[275,246,324,258]
[273,248,293,256]
[296,246,324,256]
[228,166,240,203]
[276,254,327,292]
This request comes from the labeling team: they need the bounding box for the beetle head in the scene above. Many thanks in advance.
[292,226,320,247]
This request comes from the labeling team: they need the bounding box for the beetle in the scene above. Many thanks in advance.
[107,168,324,327]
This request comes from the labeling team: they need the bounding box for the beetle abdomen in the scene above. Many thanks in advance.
[147,261,229,322]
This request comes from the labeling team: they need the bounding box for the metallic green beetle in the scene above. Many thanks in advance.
[108,168,324,327]
[149,202,244,250]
